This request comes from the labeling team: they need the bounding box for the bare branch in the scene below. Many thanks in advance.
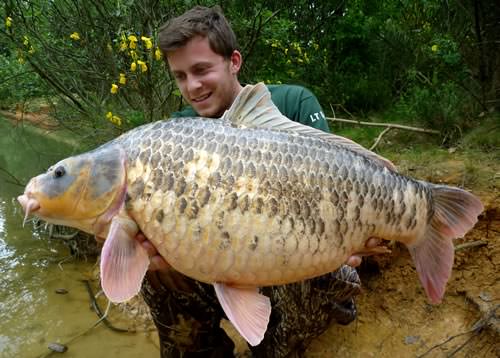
[326,117,441,134]
[454,240,488,251]
[370,127,392,151]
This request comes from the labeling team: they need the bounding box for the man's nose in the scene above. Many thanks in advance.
[186,75,202,93]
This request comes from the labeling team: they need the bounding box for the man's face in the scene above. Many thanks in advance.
[167,36,242,118]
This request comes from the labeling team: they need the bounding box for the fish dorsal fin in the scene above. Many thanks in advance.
[222,83,396,171]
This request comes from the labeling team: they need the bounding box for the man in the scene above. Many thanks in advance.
[137,5,374,357]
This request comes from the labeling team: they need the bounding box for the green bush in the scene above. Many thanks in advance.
[396,81,476,143]
[0,54,51,109]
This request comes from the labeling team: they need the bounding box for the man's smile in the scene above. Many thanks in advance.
[192,93,212,103]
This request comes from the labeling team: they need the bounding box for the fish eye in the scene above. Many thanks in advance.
[54,166,66,178]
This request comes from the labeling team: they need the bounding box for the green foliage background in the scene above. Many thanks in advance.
[0,0,499,143]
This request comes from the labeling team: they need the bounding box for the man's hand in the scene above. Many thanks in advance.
[345,237,382,267]
[135,232,171,271]
[134,233,382,271]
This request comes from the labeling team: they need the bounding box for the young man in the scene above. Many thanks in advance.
[138,5,374,357]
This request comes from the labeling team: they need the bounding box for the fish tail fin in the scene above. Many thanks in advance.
[408,185,483,304]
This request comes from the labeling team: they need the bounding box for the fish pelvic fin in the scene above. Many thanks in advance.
[222,83,396,171]
[408,185,483,304]
[100,213,149,303]
[214,283,271,346]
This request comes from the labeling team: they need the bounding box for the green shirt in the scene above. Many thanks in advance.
[171,84,330,133]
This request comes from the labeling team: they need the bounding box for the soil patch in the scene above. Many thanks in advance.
[0,105,59,130]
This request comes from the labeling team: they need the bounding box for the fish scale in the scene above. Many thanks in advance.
[117,117,422,286]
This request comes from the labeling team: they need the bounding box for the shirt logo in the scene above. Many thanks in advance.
[309,111,325,123]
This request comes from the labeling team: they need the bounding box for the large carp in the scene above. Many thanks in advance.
[18,83,483,346]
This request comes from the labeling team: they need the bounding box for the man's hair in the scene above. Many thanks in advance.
[158,6,238,59]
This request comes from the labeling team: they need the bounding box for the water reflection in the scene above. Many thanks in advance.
[0,120,77,356]
[0,120,158,357]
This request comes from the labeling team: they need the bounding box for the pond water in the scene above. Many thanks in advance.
[0,119,158,357]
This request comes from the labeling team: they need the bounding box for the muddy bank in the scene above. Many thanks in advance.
[0,106,59,130]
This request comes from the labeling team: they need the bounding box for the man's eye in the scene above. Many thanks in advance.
[54,166,66,178]
[174,73,186,80]
[195,67,209,75]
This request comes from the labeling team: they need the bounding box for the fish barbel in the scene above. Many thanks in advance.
[17,83,483,346]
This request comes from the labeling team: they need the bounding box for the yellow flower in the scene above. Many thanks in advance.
[106,112,122,126]
[110,84,119,94]
[119,73,127,85]
[18,57,25,64]
[112,115,122,126]
[5,17,12,28]
[120,41,128,51]
[431,44,439,52]
[28,46,35,54]
[155,47,162,61]
[141,36,153,49]
[137,60,147,73]
[129,50,138,60]
[70,32,80,41]
[130,62,137,72]
[128,35,138,49]
[23,36,29,46]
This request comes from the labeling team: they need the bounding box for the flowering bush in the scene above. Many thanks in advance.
[1,0,181,132]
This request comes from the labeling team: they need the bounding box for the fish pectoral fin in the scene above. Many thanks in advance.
[100,216,149,303]
[213,283,271,347]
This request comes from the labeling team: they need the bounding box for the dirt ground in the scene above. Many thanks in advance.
[0,106,59,129]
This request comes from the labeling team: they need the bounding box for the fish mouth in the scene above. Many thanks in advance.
[17,192,40,227]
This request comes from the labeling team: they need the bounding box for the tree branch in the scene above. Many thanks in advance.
[326,117,441,134]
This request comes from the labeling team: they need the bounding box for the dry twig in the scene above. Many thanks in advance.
[370,127,393,151]
[326,116,441,150]
[454,240,488,251]
[417,293,499,358]
[326,116,440,134]
[82,280,130,333]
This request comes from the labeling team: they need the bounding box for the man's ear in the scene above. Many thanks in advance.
[230,50,242,74]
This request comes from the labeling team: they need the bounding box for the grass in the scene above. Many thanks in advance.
[329,112,499,193]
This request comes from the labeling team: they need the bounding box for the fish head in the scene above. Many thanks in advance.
[17,146,127,234]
